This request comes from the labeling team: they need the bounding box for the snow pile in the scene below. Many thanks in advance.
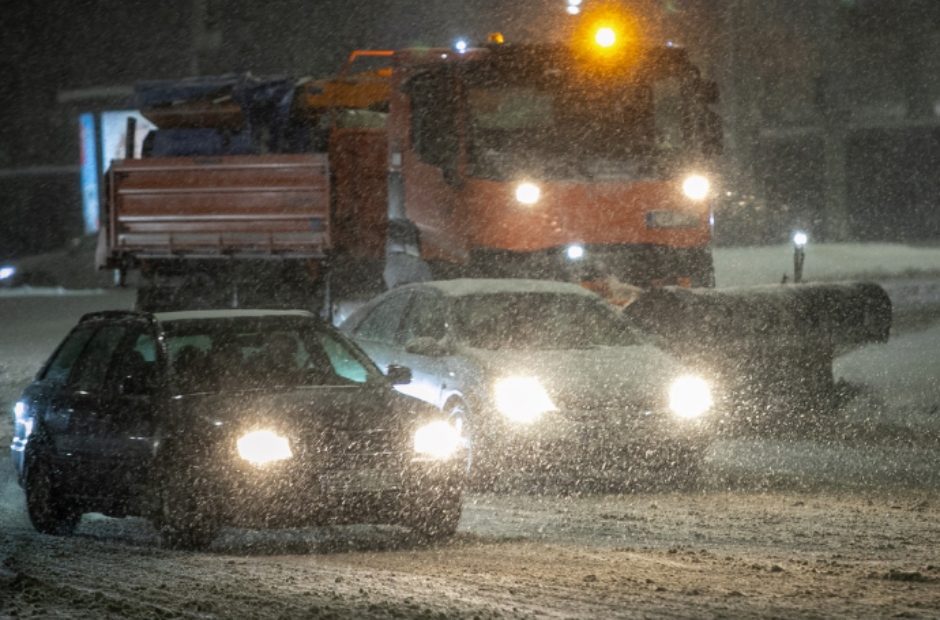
[0,287,105,298]
[715,242,940,288]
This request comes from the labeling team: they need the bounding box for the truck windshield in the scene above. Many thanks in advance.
[464,64,690,181]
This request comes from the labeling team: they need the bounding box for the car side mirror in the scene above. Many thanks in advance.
[405,336,452,357]
[386,364,413,385]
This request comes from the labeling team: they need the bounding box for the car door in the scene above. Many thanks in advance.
[94,325,162,501]
[396,290,451,406]
[52,322,128,494]
[13,324,97,482]
[349,289,413,373]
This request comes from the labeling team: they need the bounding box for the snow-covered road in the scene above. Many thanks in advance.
[1,288,939,617]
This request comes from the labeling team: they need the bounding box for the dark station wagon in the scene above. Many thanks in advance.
[11,309,466,548]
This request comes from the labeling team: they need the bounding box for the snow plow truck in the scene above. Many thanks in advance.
[97,37,891,430]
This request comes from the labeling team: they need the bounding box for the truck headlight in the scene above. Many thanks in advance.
[494,376,557,424]
[236,429,292,466]
[515,181,541,205]
[682,174,710,201]
[414,420,462,460]
[669,375,713,419]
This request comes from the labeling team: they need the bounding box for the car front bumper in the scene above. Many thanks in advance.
[475,408,713,474]
[210,457,464,529]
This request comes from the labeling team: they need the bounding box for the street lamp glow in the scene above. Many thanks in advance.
[566,5,581,14]
[595,27,617,48]
[0,266,15,281]
[455,39,468,54]
[566,244,585,260]
[793,231,808,248]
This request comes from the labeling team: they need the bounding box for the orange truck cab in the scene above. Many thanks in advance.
[383,42,722,289]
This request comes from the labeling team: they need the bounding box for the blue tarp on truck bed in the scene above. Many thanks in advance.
[136,73,311,155]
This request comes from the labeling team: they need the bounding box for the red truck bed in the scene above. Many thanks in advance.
[101,154,331,267]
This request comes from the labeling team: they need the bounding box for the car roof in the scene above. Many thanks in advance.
[420,278,599,298]
[153,309,315,323]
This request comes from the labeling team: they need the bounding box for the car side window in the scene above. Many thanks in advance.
[105,329,159,394]
[401,292,447,342]
[41,326,96,385]
[133,332,158,362]
[354,292,412,344]
[69,325,127,393]
[318,332,370,384]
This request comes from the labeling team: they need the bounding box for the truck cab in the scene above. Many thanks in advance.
[385,42,722,288]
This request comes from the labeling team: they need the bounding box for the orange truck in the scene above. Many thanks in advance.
[100,38,721,309]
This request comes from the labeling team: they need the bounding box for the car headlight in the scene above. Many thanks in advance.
[669,375,713,420]
[493,376,557,424]
[681,174,710,201]
[14,401,32,437]
[414,420,462,460]
[236,429,293,466]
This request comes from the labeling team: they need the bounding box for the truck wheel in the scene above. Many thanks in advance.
[157,469,219,550]
[25,459,80,536]
[405,493,462,540]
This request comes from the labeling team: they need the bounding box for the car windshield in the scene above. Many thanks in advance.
[162,317,380,394]
[451,293,638,350]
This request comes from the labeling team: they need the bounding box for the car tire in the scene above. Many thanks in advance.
[157,467,219,550]
[405,493,462,540]
[25,458,80,536]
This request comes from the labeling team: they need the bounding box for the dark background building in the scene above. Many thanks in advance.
[2,0,939,258]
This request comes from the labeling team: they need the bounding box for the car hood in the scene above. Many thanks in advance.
[464,344,685,411]
[168,384,434,434]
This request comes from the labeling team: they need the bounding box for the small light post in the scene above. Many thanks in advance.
[792,231,808,284]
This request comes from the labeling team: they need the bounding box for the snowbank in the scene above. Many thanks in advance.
[0,287,105,298]
[715,242,940,288]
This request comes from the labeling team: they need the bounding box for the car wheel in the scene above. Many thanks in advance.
[25,458,80,536]
[405,492,462,540]
[157,468,219,550]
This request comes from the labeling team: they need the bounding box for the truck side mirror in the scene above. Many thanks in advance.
[700,80,720,105]
[442,165,463,188]
[703,110,723,157]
